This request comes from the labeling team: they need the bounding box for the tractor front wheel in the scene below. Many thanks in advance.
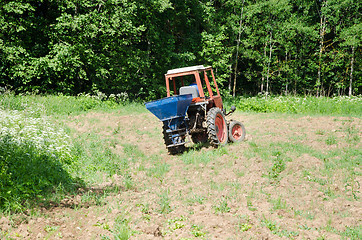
[207,107,228,147]
[228,120,246,143]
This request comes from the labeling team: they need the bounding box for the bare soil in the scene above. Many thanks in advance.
[1,112,361,239]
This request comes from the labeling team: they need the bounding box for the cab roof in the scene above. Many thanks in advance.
[166,65,211,75]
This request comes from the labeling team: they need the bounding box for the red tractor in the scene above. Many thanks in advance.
[146,65,245,154]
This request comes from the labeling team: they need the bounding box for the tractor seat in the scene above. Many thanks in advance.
[179,86,199,98]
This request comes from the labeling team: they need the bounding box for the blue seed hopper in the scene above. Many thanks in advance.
[145,94,193,129]
[145,94,193,147]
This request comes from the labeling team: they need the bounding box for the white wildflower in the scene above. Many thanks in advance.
[0,109,72,161]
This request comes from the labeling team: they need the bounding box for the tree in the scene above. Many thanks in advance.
[340,24,362,96]
[0,0,361,97]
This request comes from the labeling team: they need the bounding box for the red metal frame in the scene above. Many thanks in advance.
[165,66,223,109]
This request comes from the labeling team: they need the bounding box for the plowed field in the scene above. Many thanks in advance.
[2,111,361,239]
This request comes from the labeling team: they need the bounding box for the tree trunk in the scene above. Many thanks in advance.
[349,45,355,97]
[228,65,232,92]
[266,30,273,98]
[232,0,245,97]
[317,1,327,97]
[285,50,288,95]
[294,54,298,94]
[261,41,267,93]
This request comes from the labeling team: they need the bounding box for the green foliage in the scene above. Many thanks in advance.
[200,28,232,86]
[1,0,361,98]
[213,197,231,214]
[239,223,252,232]
[190,224,206,237]
[167,216,186,231]
[261,216,299,238]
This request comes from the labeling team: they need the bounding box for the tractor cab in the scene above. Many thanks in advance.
[165,65,223,110]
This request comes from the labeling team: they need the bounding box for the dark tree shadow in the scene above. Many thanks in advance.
[0,135,84,213]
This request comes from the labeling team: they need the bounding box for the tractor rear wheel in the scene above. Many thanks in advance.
[162,124,185,154]
[207,107,228,147]
[228,120,246,143]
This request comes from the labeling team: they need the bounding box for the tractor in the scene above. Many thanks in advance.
[145,65,246,154]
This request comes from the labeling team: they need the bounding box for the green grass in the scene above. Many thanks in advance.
[225,95,362,116]
[112,215,132,240]
[341,225,362,240]
[2,92,361,117]
[267,152,287,182]
[181,147,228,165]
[249,140,360,173]
[166,216,187,232]
[186,193,206,205]
[270,196,288,211]
[325,134,337,145]
[0,91,146,117]
[158,189,172,214]
[213,197,231,214]
[260,216,299,238]
[71,133,124,183]
[146,162,170,183]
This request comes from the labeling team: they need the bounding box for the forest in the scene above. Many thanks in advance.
[1,0,361,100]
